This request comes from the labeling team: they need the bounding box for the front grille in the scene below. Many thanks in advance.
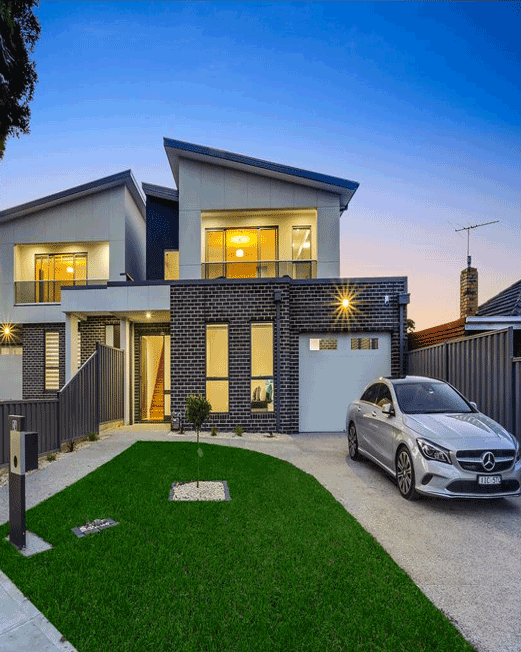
[456,449,515,473]
[447,479,520,494]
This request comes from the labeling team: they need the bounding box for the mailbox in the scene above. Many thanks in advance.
[8,416,38,475]
[10,431,38,475]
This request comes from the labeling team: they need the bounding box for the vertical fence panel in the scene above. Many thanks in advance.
[97,343,124,425]
[408,328,516,438]
[407,342,447,380]
[0,399,59,467]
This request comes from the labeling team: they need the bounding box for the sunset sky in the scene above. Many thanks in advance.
[1,1,519,330]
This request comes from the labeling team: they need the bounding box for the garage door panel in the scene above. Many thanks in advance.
[299,333,391,432]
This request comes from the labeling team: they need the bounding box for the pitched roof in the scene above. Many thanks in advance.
[0,170,145,223]
[476,279,521,317]
[163,137,359,208]
[408,317,466,351]
[142,182,179,202]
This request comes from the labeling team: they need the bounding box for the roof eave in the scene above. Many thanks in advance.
[163,137,359,207]
[0,170,145,223]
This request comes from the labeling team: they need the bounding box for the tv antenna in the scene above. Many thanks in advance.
[455,220,499,267]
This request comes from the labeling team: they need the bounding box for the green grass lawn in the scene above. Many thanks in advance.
[0,442,474,652]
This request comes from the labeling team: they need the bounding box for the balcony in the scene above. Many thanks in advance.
[14,279,109,304]
[201,260,317,280]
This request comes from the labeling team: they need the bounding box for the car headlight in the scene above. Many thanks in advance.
[416,438,452,465]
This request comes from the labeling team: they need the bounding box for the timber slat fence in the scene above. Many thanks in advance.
[408,327,521,441]
[0,343,123,467]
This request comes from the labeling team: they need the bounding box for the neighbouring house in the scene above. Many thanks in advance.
[408,262,521,354]
[0,138,409,433]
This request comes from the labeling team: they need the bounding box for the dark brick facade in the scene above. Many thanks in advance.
[22,323,65,399]
[170,277,407,434]
[79,316,120,365]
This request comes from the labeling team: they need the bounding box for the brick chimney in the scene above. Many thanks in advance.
[460,258,478,317]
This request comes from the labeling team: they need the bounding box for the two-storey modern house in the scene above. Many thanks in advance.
[0,138,409,433]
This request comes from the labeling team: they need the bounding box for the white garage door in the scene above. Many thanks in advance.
[299,333,391,432]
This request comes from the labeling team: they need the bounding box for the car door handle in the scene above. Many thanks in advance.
[371,411,377,417]
[357,407,362,412]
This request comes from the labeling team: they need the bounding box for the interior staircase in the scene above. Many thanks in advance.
[149,347,164,420]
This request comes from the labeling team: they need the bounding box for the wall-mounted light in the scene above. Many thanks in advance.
[328,284,362,329]
[145,312,151,319]
[66,267,74,274]
[236,249,244,258]
[1,323,18,343]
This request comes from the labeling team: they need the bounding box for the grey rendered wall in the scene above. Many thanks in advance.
[178,159,341,280]
[0,356,23,400]
[0,185,127,324]
[124,187,146,281]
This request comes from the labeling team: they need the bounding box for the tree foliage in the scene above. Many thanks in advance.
[0,0,40,160]
[185,393,212,435]
[406,318,416,333]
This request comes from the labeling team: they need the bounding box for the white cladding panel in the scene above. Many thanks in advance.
[299,333,391,432]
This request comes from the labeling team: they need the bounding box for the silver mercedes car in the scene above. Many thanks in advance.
[345,376,521,500]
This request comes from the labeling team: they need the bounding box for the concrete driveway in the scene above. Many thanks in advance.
[1,426,520,652]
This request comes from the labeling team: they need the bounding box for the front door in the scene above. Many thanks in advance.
[140,335,171,421]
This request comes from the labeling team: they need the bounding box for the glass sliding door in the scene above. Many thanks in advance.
[140,334,171,421]
[204,227,278,279]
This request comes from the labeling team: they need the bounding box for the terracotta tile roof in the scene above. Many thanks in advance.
[408,317,466,351]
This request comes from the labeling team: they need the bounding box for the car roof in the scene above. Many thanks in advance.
[382,376,446,385]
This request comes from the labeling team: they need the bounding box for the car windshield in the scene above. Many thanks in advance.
[394,382,473,415]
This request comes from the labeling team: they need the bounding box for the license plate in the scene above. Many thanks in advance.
[477,475,502,486]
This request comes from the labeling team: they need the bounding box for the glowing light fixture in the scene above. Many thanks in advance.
[329,284,362,329]
[1,323,18,343]
[66,266,74,274]
[145,312,151,319]
[236,249,244,258]
[230,235,249,245]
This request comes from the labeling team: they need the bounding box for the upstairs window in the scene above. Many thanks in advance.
[164,250,179,280]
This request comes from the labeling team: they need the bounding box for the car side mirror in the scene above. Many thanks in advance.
[469,401,478,411]
[382,403,395,416]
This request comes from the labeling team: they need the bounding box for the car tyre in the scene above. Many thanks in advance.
[396,446,419,500]
[348,422,361,461]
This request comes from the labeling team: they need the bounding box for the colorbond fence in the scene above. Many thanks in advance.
[0,343,124,467]
[408,328,520,441]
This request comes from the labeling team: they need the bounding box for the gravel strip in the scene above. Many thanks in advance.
[169,480,231,501]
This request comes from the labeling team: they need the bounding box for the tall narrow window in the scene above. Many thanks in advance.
[164,250,179,280]
[292,227,312,279]
[45,331,60,390]
[251,323,274,412]
[206,324,229,412]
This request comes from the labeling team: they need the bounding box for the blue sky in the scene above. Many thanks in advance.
[1,1,520,329]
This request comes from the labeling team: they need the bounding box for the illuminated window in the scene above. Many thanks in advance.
[205,227,278,279]
[45,332,60,390]
[35,253,87,302]
[206,324,228,412]
[351,338,379,350]
[251,323,274,412]
[292,227,312,279]
[310,338,337,351]
[164,250,179,280]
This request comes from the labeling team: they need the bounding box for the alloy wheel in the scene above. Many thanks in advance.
[348,423,360,461]
[396,448,418,500]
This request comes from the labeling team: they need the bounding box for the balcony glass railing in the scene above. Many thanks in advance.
[14,279,109,304]
[201,260,317,280]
